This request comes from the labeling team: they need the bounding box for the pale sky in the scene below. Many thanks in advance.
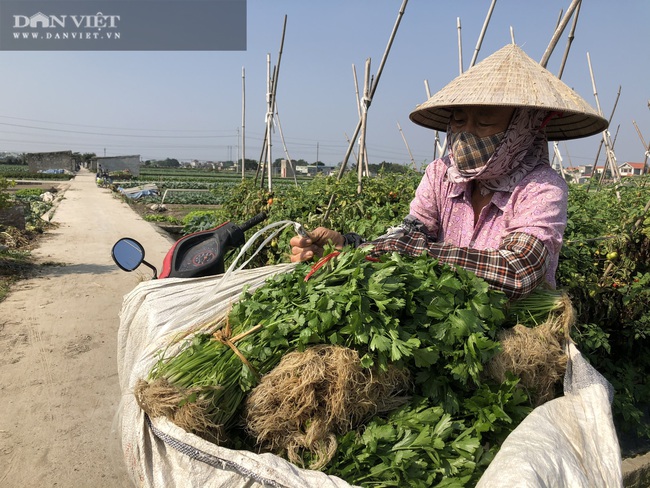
[0,0,648,169]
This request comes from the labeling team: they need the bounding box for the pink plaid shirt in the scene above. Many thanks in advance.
[409,156,568,288]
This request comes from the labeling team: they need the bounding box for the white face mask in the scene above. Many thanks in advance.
[450,130,505,174]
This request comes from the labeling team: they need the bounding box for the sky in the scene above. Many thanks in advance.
[0,0,649,170]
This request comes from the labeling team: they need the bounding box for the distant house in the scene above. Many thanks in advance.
[92,155,142,176]
[619,162,646,177]
[295,164,335,177]
[26,150,76,173]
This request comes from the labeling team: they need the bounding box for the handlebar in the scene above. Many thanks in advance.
[239,212,267,232]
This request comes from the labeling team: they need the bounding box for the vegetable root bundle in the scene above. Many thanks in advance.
[487,291,575,405]
[244,344,410,469]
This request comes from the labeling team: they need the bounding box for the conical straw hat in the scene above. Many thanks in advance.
[409,43,608,141]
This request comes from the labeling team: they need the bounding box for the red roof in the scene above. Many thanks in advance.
[620,162,646,169]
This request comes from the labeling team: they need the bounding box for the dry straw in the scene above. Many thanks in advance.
[409,43,608,141]
[244,345,411,469]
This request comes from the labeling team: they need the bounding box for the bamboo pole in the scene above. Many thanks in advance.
[323,0,408,222]
[353,64,361,119]
[563,142,574,168]
[266,55,273,192]
[424,80,440,161]
[552,142,567,181]
[358,58,371,194]
[557,0,581,79]
[540,0,581,68]
[457,17,463,75]
[587,53,621,185]
[255,16,288,190]
[586,139,604,190]
[397,122,416,166]
[353,64,370,178]
[241,67,246,180]
[256,62,273,187]
[632,120,650,176]
[587,86,621,190]
[344,132,361,169]
[469,0,497,68]
[598,124,619,184]
[274,108,299,186]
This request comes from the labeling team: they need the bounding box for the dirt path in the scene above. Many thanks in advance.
[0,169,175,487]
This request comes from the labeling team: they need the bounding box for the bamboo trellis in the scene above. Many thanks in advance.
[357,59,372,194]
[322,0,408,222]
[586,86,621,191]
[255,15,288,192]
[352,64,370,178]
[587,52,622,189]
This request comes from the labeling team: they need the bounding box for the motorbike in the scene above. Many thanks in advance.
[111,212,268,279]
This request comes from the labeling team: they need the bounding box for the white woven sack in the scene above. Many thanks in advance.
[117,264,623,487]
[116,264,355,488]
[476,343,623,487]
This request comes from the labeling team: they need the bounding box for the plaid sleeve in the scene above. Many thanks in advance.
[368,231,549,299]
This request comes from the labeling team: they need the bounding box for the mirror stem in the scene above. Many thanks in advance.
[142,260,158,279]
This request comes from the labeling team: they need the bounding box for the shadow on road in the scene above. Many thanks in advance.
[38,263,120,276]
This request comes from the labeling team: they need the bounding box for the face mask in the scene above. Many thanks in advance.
[450,131,505,174]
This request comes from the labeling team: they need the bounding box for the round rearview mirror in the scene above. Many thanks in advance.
[112,238,145,272]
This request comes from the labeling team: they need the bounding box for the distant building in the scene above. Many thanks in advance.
[281,159,296,178]
[619,162,646,177]
[92,155,142,176]
[295,163,335,177]
[26,150,76,173]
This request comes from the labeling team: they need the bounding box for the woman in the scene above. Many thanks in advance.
[290,44,608,299]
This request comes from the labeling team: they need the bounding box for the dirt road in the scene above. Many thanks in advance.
[0,169,175,487]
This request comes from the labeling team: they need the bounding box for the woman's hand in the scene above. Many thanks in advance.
[289,227,345,262]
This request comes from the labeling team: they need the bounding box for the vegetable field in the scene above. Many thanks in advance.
[116,167,650,457]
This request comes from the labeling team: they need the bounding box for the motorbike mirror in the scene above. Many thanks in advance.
[112,238,158,278]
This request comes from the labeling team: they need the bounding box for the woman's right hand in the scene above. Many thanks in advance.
[289,227,345,263]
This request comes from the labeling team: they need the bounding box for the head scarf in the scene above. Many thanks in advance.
[446,108,551,194]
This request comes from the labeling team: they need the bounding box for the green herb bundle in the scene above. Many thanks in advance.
[144,247,559,485]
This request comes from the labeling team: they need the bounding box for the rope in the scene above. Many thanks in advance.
[213,321,263,382]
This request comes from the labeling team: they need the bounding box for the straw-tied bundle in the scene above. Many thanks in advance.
[135,247,575,485]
